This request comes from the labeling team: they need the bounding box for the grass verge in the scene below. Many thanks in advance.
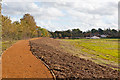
[2,40,17,54]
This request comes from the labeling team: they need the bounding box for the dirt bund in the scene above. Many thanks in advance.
[30,37,119,79]
[2,38,53,79]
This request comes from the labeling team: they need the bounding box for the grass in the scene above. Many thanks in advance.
[2,40,17,53]
[58,39,119,69]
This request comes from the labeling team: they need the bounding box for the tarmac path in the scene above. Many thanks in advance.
[2,39,53,78]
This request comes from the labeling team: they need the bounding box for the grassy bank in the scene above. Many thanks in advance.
[2,40,17,53]
[58,39,119,69]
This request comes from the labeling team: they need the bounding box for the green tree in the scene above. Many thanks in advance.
[37,27,50,37]
[98,28,103,35]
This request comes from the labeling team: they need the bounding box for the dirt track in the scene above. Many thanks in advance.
[2,39,53,78]
[30,38,119,79]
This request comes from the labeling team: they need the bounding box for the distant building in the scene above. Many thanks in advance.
[86,37,91,39]
[90,36,100,39]
[100,35,107,38]
[64,37,69,39]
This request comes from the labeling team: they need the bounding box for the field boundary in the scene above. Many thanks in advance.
[29,40,56,80]
[39,58,56,80]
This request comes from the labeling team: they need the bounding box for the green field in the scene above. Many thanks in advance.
[59,39,119,69]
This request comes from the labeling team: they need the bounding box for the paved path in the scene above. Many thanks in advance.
[2,39,53,78]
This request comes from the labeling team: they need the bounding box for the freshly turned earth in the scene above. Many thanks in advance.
[30,37,119,79]
[2,39,53,78]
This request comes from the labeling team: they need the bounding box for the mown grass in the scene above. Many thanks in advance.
[59,39,119,69]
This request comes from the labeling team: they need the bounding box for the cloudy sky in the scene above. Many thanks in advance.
[1,0,118,31]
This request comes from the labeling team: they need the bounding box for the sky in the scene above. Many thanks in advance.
[1,0,118,32]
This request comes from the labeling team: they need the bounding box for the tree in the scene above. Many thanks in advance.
[91,29,97,33]
[72,29,83,37]
[2,13,51,40]
[98,28,103,35]
[12,21,22,40]
[37,27,50,37]
[2,15,12,40]
[20,13,37,38]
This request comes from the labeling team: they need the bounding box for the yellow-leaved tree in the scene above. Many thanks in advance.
[20,14,37,39]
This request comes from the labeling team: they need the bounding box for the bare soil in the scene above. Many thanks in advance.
[30,37,119,79]
[2,39,53,78]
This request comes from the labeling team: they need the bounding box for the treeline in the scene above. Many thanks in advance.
[49,28,120,38]
[2,13,119,40]
[2,13,50,40]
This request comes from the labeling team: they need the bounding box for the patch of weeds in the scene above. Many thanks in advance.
[59,39,118,69]
[2,40,17,52]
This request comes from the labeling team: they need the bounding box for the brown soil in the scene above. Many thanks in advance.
[2,39,53,78]
[30,37,119,79]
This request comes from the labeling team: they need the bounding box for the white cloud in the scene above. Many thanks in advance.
[10,17,19,22]
[3,0,119,2]
[2,0,118,31]
[2,2,64,20]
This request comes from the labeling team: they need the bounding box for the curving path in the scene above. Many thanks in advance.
[2,39,53,78]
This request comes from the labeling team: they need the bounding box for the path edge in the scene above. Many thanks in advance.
[29,40,56,80]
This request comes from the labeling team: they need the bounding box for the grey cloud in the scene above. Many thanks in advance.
[118,2,120,29]
[74,2,117,16]
[2,2,64,20]
[2,1,118,31]
[39,1,117,16]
